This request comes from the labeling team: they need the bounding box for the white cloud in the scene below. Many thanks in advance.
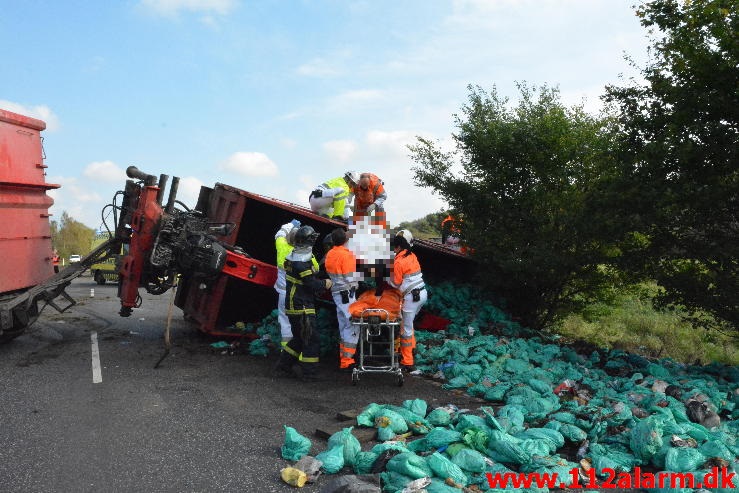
[365,130,420,161]
[175,176,205,208]
[220,151,278,177]
[322,140,357,164]
[0,100,60,132]
[138,0,236,17]
[47,176,109,230]
[83,161,128,183]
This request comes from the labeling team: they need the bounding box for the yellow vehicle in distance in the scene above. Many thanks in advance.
[90,232,125,285]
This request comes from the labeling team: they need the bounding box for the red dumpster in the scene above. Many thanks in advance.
[0,109,59,294]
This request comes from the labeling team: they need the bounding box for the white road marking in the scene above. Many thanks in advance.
[91,332,102,383]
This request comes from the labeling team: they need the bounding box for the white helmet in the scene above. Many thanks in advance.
[395,229,414,248]
[344,171,361,186]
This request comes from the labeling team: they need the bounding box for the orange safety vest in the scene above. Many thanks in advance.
[353,173,385,210]
[324,244,357,293]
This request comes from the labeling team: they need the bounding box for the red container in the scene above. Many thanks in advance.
[0,109,59,294]
[175,183,474,336]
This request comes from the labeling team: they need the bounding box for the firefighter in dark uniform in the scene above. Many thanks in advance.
[274,225,332,381]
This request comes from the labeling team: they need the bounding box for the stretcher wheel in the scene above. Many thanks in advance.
[351,372,358,386]
[397,375,404,387]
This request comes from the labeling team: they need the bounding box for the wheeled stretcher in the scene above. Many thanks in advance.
[348,288,404,386]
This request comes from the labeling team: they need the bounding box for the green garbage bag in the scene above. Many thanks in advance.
[385,405,431,434]
[549,411,577,424]
[377,425,396,442]
[462,428,490,453]
[353,451,379,475]
[497,405,526,429]
[379,471,415,492]
[357,403,383,427]
[371,441,408,456]
[316,445,345,474]
[427,408,452,427]
[403,398,428,418]
[518,439,551,457]
[484,383,512,401]
[327,427,361,466]
[386,452,433,479]
[451,448,486,473]
[248,338,270,356]
[486,439,531,465]
[426,427,463,449]
[407,438,431,453]
[630,415,665,462]
[426,452,468,486]
[377,409,409,434]
[281,425,312,461]
[589,443,639,473]
[528,378,553,395]
[699,440,735,462]
[664,447,707,472]
[455,414,489,433]
[559,424,588,442]
[515,428,565,452]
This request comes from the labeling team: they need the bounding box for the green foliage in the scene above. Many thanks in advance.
[555,285,739,366]
[604,0,738,330]
[397,211,447,240]
[50,211,95,262]
[409,83,621,329]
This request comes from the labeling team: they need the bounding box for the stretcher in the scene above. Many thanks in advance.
[348,288,404,386]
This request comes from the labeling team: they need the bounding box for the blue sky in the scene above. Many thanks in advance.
[1,0,648,230]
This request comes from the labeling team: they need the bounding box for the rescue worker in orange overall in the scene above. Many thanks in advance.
[52,250,60,273]
[441,213,469,253]
[274,225,332,381]
[352,173,387,225]
[388,229,427,371]
[324,228,359,371]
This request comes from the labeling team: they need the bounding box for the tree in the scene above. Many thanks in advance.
[397,212,448,240]
[604,0,738,329]
[51,212,95,262]
[409,84,621,328]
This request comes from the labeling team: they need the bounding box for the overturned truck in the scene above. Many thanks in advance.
[0,108,473,342]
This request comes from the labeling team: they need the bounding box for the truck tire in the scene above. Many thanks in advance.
[94,270,107,285]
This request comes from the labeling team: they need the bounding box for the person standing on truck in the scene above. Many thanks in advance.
[309,171,360,221]
[274,220,318,353]
[274,225,332,381]
[352,172,387,225]
[324,228,359,371]
[388,229,427,372]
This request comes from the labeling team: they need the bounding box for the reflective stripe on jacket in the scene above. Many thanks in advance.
[285,250,323,315]
[320,176,352,217]
[325,244,358,293]
[389,251,424,295]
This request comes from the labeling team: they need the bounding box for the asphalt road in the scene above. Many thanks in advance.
[0,276,483,492]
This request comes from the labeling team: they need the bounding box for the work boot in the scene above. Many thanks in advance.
[401,364,416,373]
[300,361,321,382]
[338,363,356,373]
[273,352,298,378]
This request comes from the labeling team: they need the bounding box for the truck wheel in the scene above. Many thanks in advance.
[94,271,106,285]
